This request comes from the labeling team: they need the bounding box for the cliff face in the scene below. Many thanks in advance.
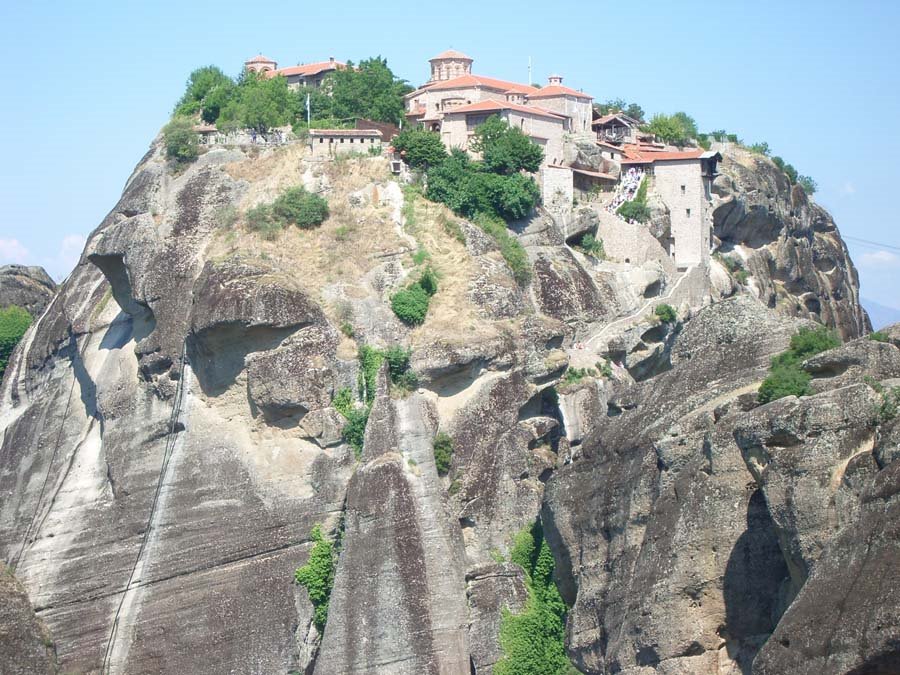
[0,265,56,317]
[0,136,892,675]
[711,146,870,340]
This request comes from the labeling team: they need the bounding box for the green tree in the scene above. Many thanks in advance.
[272,187,329,228]
[174,66,235,122]
[798,175,818,195]
[391,284,431,325]
[162,116,199,164]
[470,115,544,175]
[433,432,454,475]
[644,112,697,146]
[0,306,32,378]
[391,129,448,169]
[217,71,299,132]
[294,525,336,632]
[329,57,412,125]
[624,103,645,121]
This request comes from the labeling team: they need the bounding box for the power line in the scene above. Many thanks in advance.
[843,235,900,254]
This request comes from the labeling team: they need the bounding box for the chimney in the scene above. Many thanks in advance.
[330,56,335,64]
[548,74,563,86]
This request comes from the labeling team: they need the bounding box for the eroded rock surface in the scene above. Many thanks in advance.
[0,265,56,317]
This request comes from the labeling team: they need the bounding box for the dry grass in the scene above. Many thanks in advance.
[210,148,508,345]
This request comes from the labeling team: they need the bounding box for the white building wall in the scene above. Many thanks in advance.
[310,135,381,157]
[439,110,565,166]
[529,95,592,134]
[542,166,573,211]
[652,160,710,267]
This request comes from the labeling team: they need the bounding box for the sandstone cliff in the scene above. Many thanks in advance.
[0,265,56,318]
[0,135,892,675]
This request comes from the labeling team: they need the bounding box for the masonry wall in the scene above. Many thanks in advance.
[652,160,710,267]
[440,110,565,166]
[310,135,381,157]
[529,95,592,134]
[542,166,574,211]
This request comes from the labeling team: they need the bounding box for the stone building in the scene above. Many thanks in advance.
[593,112,641,144]
[621,148,721,267]
[404,50,593,163]
[309,129,382,157]
[244,55,345,88]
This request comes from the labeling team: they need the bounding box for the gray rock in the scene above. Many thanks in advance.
[0,563,58,674]
[0,265,56,317]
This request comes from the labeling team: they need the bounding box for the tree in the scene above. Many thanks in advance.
[162,116,199,164]
[0,305,32,378]
[329,57,412,125]
[644,112,697,146]
[272,187,329,228]
[624,103,645,122]
[798,175,818,195]
[470,115,543,175]
[174,66,234,121]
[216,70,299,132]
[392,129,447,169]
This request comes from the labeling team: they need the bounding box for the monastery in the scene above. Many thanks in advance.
[235,50,722,269]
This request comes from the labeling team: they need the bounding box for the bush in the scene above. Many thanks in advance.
[474,214,532,285]
[758,326,840,403]
[869,331,890,343]
[341,408,369,458]
[643,112,697,146]
[162,116,199,164]
[294,525,336,632]
[332,387,354,417]
[391,284,431,325]
[0,306,32,378]
[579,233,605,258]
[561,367,595,387]
[392,129,448,169]
[470,115,543,175]
[433,432,454,475]
[655,304,677,323]
[616,200,650,223]
[245,204,281,240]
[358,345,385,404]
[798,175,818,195]
[383,346,412,382]
[272,187,329,229]
[495,522,574,675]
[418,267,438,296]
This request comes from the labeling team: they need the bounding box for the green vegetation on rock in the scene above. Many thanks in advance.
[758,326,841,403]
[433,432,454,475]
[294,524,336,632]
[390,267,438,326]
[578,233,605,259]
[391,129,448,169]
[643,112,698,146]
[654,303,677,324]
[495,521,576,675]
[245,186,329,239]
[162,116,200,164]
[616,176,649,223]
[0,305,32,378]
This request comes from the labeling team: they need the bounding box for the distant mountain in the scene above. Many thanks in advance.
[861,296,900,329]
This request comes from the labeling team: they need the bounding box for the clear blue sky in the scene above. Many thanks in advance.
[1,0,898,316]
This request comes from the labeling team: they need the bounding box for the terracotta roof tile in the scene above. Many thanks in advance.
[269,60,345,78]
[246,54,276,64]
[423,74,538,95]
[430,49,473,61]
[621,147,705,164]
[528,85,592,100]
[443,99,567,121]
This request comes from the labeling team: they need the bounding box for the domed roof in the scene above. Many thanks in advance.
[429,49,473,62]
[245,54,276,64]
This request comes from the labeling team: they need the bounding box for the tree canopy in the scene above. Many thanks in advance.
[469,115,544,175]
[391,129,448,169]
[644,112,698,146]
[595,98,645,122]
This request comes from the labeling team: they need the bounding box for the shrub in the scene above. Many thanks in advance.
[597,359,613,379]
[341,408,370,459]
[383,346,412,382]
[0,306,32,378]
[294,525,336,632]
[758,326,840,403]
[474,214,532,285]
[412,247,430,265]
[391,283,431,325]
[616,176,650,223]
[798,175,818,195]
[392,129,448,169]
[340,322,354,338]
[162,116,199,164]
[332,387,354,417]
[561,367,595,387]
[272,187,329,229]
[358,345,385,404]
[495,522,574,675]
[869,331,890,343]
[643,112,697,146]
[215,205,239,229]
[245,204,281,240]
[654,304,677,323]
[579,233,605,258]
[433,432,454,475]
[748,142,770,156]
[418,267,438,296]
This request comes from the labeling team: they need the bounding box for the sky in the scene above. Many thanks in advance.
[1,0,898,319]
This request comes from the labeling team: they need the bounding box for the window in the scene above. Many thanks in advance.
[686,208,691,217]
[680,184,685,194]
[341,138,345,143]
[350,138,354,143]
[319,138,324,143]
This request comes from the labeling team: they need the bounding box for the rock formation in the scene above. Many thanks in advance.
[0,265,56,317]
[0,134,893,675]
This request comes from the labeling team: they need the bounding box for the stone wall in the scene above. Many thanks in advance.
[542,166,574,212]
[309,133,381,158]
[653,160,711,267]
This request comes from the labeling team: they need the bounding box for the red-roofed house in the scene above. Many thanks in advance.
[267,57,346,89]
[404,51,595,167]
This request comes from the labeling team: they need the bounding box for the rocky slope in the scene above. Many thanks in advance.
[0,137,891,675]
[0,265,56,318]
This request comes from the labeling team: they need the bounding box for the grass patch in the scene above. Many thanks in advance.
[495,521,576,675]
[758,326,841,403]
[294,525,336,633]
[869,331,890,343]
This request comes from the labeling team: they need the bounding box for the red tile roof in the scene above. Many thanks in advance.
[430,49,473,61]
[528,85,592,101]
[269,60,345,78]
[246,54,276,64]
[443,99,567,121]
[621,147,705,164]
[423,74,538,95]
